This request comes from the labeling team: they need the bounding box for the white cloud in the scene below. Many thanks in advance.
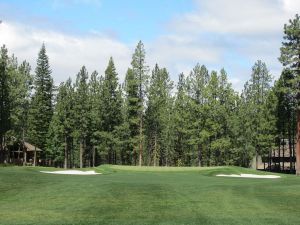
[153,0,300,89]
[147,34,221,72]
[0,22,131,84]
[171,0,300,36]
[0,0,299,91]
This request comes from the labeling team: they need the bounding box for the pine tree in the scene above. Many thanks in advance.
[88,71,102,167]
[215,69,238,165]
[48,79,75,168]
[28,44,53,166]
[100,57,122,164]
[0,45,10,162]
[9,60,32,141]
[274,69,296,172]
[173,73,191,166]
[74,66,89,168]
[145,64,173,166]
[131,41,149,166]
[279,14,300,175]
[187,64,210,166]
[241,60,273,168]
[124,68,140,164]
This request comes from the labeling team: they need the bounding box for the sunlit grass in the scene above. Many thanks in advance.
[0,165,298,225]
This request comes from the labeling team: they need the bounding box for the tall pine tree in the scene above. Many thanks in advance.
[74,66,89,168]
[100,57,122,164]
[279,14,300,175]
[28,44,53,166]
[124,68,140,164]
[131,41,149,166]
[0,45,10,163]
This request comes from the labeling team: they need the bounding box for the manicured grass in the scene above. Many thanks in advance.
[0,165,299,225]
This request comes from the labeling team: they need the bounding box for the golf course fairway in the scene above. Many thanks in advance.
[0,165,299,225]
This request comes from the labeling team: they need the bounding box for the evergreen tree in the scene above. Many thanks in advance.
[131,41,149,166]
[187,64,210,166]
[279,14,300,175]
[74,66,89,168]
[0,45,10,162]
[124,68,140,164]
[145,64,173,166]
[241,60,273,168]
[274,69,296,172]
[88,71,102,167]
[48,79,74,168]
[28,44,53,166]
[100,57,122,164]
[9,60,32,141]
[173,73,191,166]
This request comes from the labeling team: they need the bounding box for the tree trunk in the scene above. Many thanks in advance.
[268,149,272,172]
[198,144,202,167]
[283,138,285,171]
[154,135,157,167]
[92,146,95,167]
[23,150,27,166]
[0,135,2,163]
[80,139,84,168]
[292,126,296,172]
[22,129,26,166]
[138,118,143,166]
[64,135,68,169]
[255,150,258,170]
[289,127,293,173]
[296,109,300,175]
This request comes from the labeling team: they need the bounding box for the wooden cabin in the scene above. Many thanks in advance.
[252,138,296,174]
[10,141,42,166]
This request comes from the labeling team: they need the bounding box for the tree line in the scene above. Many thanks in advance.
[0,15,299,170]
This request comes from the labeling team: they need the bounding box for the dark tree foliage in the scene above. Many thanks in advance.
[279,14,300,175]
[27,44,53,165]
[0,45,10,162]
[2,15,300,170]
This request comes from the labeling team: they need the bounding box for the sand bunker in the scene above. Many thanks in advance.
[40,170,101,175]
[216,174,280,179]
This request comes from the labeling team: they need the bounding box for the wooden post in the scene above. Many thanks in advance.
[296,110,300,175]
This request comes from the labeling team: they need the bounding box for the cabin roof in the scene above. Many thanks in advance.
[24,142,42,152]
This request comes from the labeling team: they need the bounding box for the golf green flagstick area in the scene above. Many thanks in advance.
[0,165,299,225]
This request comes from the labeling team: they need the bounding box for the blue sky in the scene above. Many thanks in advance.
[0,0,300,91]
[1,0,194,41]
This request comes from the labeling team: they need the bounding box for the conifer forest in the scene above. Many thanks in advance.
[1,14,300,172]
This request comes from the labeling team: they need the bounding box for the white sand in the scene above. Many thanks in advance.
[216,173,280,179]
[40,170,101,175]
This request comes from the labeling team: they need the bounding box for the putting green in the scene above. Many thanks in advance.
[0,165,299,225]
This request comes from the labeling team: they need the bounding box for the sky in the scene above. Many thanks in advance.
[0,0,300,91]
